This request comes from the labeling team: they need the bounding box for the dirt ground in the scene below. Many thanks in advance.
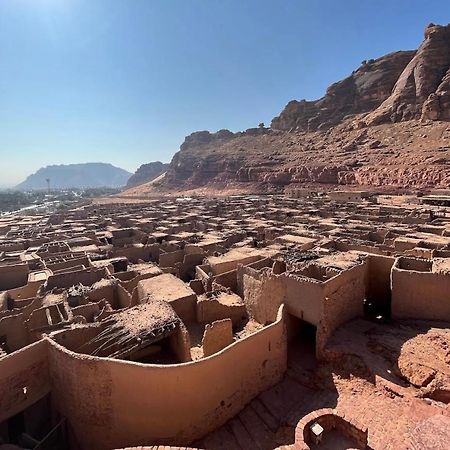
[196,318,450,450]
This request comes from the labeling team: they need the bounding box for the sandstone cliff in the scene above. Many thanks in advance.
[271,51,415,131]
[126,161,169,188]
[366,23,450,124]
[124,23,450,197]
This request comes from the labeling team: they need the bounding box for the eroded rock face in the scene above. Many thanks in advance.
[366,23,450,124]
[130,23,450,195]
[421,67,450,121]
[126,161,169,188]
[271,51,415,131]
[165,128,269,185]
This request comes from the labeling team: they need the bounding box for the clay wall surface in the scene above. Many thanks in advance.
[282,275,323,325]
[242,268,285,324]
[46,268,107,291]
[45,255,90,272]
[202,318,233,356]
[111,245,157,263]
[71,302,101,322]
[212,268,237,292]
[240,266,323,326]
[196,295,246,326]
[318,262,366,356]
[0,313,29,351]
[159,250,185,268]
[391,259,450,320]
[0,263,29,291]
[0,340,50,423]
[7,282,42,301]
[46,306,286,449]
[366,254,395,309]
[209,254,262,275]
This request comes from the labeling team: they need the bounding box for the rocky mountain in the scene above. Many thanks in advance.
[17,163,132,190]
[123,23,450,197]
[271,50,415,131]
[126,161,169,188]
[366,24,450,124]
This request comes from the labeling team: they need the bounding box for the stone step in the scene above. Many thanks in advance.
[196,422,240,450]
[239,404,274,449]
[229,416,257,450]
[249,398,280,432]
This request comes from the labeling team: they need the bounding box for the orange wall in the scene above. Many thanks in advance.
[0,340,50,423]
[47,306,287,449]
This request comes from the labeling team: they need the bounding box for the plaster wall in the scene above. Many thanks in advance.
[391,260,450,320]
[282,275,323,325]
[0,340,50,423]
[159,250,185,268]
[366,254,395,309]
[46,268,107,291]
[47,306,286,449]
[242,268,285,324]
[0,263,29,291]
[0,313,28,352]
[318,263,366,356]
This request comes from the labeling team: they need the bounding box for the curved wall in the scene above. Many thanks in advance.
[47,306,287,449]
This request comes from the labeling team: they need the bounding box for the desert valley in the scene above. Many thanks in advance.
[1,16,450,450]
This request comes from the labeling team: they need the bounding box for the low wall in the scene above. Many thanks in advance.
[0,340,50,423]
[46,268,107,291]
[47,306,287,449]
[391,259,450,320]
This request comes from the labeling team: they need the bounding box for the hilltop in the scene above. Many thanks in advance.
[16,163,132,190]
[126,161,169,188]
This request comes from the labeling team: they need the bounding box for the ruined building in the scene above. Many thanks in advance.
[0,193,449,449]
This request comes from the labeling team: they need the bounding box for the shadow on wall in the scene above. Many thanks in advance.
[44,305,287,450]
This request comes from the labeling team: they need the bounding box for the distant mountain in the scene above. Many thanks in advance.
[16,163,132,190]
[126,161,169,188]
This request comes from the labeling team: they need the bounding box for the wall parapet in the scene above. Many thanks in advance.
[46,305,287,449]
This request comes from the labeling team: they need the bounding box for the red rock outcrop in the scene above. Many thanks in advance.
[366,23,450,124]
[125,23,450,196]
[271,51,415,131]
[126,161,169,188]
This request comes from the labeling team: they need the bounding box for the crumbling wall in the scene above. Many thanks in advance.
[202,318,233,356]
[168,322,191,362]
[46,268,107,291]
[212,269,237,292]
[0,313,29,351]
[7,282,42,301]
[47,306,287,450]
[241,267,285,324]
[111,245,157,263]
[159,250,185,268]
[196,293,246,326]
[0,340,50,423]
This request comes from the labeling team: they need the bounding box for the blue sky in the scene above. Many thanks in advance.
[0,0,449,185]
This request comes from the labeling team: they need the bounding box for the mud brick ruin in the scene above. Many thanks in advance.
[1,193,450,450]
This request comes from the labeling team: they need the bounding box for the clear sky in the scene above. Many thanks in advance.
[0,0,449,186]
